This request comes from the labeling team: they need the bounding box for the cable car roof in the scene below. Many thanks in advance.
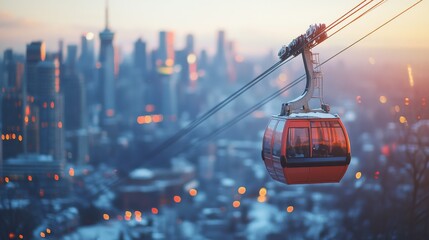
[272,112,339,119]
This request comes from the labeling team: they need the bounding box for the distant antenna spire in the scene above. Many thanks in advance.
[105,0,109,29]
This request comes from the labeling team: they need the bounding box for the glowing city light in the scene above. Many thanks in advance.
[374,171,380,180]
[151,208,159,215]
[46,228,51,234]
[173,195,182,203]
[145,104,155,112]
[399,116,407,124]
[394,105,400,113]
[125,211,132,217]
[257,195,267,203]
[237,186,246,195]
[106,109,115,117]
[144,115,152,124]
[103,213,110,220]
[57,121,63,128]
[259,187,267,197]
[69,168,75,177]
[379,96,387,104]
[5,177,10,183]
[232,200,241,208]
[40,232,46,238]
[54,174,59,181]
[286,206,294,213]
[28,175,33,181]
[356,95,362,104]
[355,171,362,179]
[404,97,410,106]
[187,54,196,64]
[152,114,163,123]
[407,64,414,87]
[189,188,198,197]
[165,58,174,67]
[137,116,145,124]
[190,72,198,81]
[86,32,94,40]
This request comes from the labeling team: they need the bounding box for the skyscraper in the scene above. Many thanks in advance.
[1,50,24,160]
[63,45,88,165]
[26,41,46,97]
[133,38,148,80]
[25,41,46,153]
[99,2,116,124]
[213,31,228,83]
[79,32,95,68]
[3,49,24,91]
[185,34,195,54]
[37,60,65,161]
[156,31,175,74]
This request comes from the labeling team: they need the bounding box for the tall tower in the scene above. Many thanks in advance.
[25,41,46,153]
[26,41,46,97]
[156,31,175,72]
[63,45,88,165]
[213,31,228,83]
[133,38,148,80]
[37,60,65,161]
[185,34,195,54]
[1,49,25,161]
[99,1,116,124]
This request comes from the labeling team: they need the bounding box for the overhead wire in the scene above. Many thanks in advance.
[171,0,423,157]
[145,0,380,159]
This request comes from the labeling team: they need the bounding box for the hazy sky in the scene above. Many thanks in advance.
[0,0,428,57]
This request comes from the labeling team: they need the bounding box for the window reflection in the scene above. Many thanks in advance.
[287,128,310,158]
[311,121,347,157]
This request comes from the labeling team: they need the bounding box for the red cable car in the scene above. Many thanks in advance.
[262,28,351,184]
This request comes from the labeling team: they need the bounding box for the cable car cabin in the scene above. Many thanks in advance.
[262,112,351,184]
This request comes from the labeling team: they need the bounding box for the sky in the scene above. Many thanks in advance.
[0,0,428,58]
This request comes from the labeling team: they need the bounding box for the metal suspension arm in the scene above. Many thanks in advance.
[280,47,315,116]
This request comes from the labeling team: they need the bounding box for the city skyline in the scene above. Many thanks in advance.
[1,0,428,57]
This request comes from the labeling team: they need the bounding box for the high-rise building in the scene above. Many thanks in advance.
[26,41,46,97]
[37,60,65,161]
[2,50,25,165]
[156,31,175,73]
[133,38,148,80]
[1,92,24,160]
[63,44,88,165]
[98,3,116,124]
[213,31,228,83]
[78,32,97,108]
[79,32,95,68]
[25,41,46,154]
[185,34,195,54]
[3,49,24,91]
